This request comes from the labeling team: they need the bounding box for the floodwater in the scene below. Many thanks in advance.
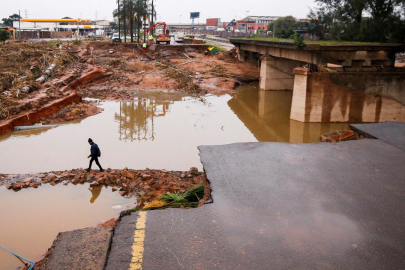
[0,86,351,269]
[0,184,136,270]
[0,87,349,174]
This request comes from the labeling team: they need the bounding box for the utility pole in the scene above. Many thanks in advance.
[246,11,249,35]
[143,0,147,42]
[118,0,121,40]
[123,0,127,42]
[137,0,140,43]
[130,0,133,43]
[18,10,21,39]
[151,0,154,36]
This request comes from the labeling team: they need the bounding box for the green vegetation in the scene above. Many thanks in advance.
[309,0,405,43]
[113,0,155,41]
[1,14,21,27]
[292,33,305,48]
[0,29,10,42]
[161,184,205,203]
[72,40,83,45]
[232,36,401,46]
[130,184,206,211]
[268,16,300,38]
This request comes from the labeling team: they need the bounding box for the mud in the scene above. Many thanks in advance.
[0,91,81,135]
[1,40,258,135]
[78,41,259,98]
[33,100,103,125]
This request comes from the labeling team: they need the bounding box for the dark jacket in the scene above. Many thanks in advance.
[90,143,101,157]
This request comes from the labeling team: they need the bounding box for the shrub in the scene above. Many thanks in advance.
[0,29,10,42]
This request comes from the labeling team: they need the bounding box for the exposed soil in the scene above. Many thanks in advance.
[33,100,103,124]
[2,168,207,208]
[0,40,258,135]
[77,42,259,99]
[0,41,108,135]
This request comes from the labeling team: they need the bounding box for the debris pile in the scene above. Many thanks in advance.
[34,100,103,124]
[154,61,203,94]
[3,167,207,208]
[0,41,75,99]
[321,130,360,142]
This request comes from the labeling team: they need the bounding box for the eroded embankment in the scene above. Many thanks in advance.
[3,167,208,208]
[2,167,211,270]
[0,42,111,136]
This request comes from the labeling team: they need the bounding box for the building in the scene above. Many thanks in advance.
[12,19,109,38]
[206,18,221,30]
[167,23,205,31]
[237,15,280,33]
[93,20,110,26]
[243,15,280,25]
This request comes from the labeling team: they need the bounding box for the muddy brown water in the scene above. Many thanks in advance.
[0,87,349,174]
[0,184,136,270]
[0,87,350,269]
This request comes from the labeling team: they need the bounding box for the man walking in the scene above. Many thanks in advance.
[87,138,103,172]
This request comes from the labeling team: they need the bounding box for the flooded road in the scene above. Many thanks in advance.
[0,184,136,270]
[0,87,348,174]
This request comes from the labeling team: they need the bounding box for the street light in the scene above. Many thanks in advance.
[246,11,249,34]
[179,15,182,31]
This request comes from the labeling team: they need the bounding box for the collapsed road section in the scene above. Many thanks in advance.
[102,122,405,270]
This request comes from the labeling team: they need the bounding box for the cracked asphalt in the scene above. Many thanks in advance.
[106,123,405,270]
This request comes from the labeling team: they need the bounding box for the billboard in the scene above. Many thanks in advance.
[190,12,200,19]
[206,18,221,27]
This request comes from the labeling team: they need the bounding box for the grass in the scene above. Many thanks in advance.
[129,183,205,212]
[230,37,403,46]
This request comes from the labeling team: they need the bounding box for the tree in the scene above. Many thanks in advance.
[0,29,10,42]
[110,21,118,30]
[268,16,298,38]
[60,17,72,26]
[1,14,21,27]
[307,7,334,40]
[312,0,405,42]
[113,0,153,42]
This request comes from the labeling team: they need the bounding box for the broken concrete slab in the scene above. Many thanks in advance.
[108,140,405,269]
[350,122,405,151]
[36,227,112,270]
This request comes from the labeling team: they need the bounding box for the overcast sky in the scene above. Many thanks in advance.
[1,0,318,23]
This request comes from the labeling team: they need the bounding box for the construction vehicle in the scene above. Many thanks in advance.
[224,19,236,32]
[146,22,170,44]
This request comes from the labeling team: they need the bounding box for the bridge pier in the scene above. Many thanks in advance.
[231,39,405,123]
[291,68,405,122]
[259,57,302,91]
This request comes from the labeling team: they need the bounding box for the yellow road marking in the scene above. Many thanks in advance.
[129,211,147,270]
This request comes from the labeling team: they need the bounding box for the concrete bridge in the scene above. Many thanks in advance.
[231,39,405,123]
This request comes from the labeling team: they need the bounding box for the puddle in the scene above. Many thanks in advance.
[0,184,135,270]
[0,87,349,174]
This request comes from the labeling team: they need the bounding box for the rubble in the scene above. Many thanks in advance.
[321,130,359,143]
[33,100,103,124]
[2,167,207,208]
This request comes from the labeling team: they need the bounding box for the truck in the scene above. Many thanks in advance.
[146,22,171,44]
